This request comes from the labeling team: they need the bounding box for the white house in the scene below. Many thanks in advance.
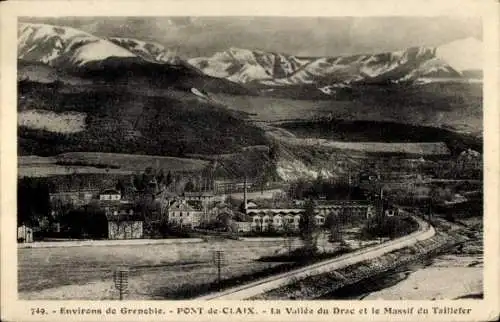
[108,220,143,239]
[99,189,121,201]
[261,214,271,231]
[314,214,325,226]
[272,214,283,230]
[231,221,252,233]
[17,225,33,243]
[249,213,302,232]
[251,214,262,231]
[168,200,203,228]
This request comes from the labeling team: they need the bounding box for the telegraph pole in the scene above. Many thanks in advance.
[380,186,384,216]
[113,267,129,300]
[212,250,225,291]
[347,170,352,219]
[243,175,248,214]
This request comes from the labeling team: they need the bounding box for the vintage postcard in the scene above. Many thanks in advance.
[1,0,499,321]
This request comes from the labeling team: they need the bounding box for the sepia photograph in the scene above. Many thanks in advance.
[14,14,485,301]
[1,1,499,321]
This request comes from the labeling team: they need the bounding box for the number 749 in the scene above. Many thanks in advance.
[31,308,46,315]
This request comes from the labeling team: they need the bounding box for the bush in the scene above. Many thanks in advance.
[258,247,349,263]
[360,215,418,239]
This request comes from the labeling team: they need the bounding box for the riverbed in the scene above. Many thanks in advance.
[363,254,483,300]
[321,254,482,300]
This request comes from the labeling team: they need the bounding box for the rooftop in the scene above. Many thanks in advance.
[101,189,120,195]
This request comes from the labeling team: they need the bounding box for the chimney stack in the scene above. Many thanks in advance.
[243,176,248,214]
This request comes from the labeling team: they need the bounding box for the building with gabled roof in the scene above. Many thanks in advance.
[167,199,203,228]
[105,204,144,240]
[99,188,121,201]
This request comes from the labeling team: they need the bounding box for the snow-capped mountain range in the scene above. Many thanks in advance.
[107,37,181,64]
[18,22,482,93]
[189,38,482,88]
[18,23,136,68]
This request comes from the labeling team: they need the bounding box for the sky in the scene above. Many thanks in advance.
[20,16,482,58]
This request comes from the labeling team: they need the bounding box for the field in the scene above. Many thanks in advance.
[55,152,209,172]
[18,164,133,177]
[275,138,451,156]
[18,110,86,134]
[212,82,482,136]
[18,239,303,300]
[18,233,379,300]
[18,152,209,177]
[278,120,482,155]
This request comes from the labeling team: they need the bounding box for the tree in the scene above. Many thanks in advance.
[281,219,295,253]
[325,212,343,242]
[239,200,247,214]
[157,169,165,184]
[133,172,145,191]
[216,212,232,231]
[17,177,51,227]
[166,171,173,186]
[289,179,312,200]
[142,167,156,186]
[361,215,418,239]
[115,178,127,194]
[299,199,319,253]
[59,205,107,239]
[268,143,279,161]
[184,181,195,192]
[50,198,74,222]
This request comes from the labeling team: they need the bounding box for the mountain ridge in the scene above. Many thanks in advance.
[18,23,252,95]
[19,22,482,95]
[190,41,481,90]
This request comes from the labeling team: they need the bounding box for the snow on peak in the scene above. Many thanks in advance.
[70,41,135,66]
[436,37,483,71]
[226,47,258,63]
[108,37,180,64]
[18,22,136,68]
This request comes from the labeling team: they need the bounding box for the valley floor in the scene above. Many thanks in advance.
[18,231,387,300]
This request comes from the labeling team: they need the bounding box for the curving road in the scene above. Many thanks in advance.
[197,215,435,300]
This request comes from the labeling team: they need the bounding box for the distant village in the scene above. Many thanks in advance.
[17,168,381,242]
[17,149,481,243]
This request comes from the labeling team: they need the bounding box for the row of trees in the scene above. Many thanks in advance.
[288,179,367,200]
[18,177,51,227]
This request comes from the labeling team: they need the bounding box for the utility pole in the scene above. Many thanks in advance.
[113,267,129,300]
[243,175,248,214]
[212,250,224,291]
[428,195,433,223]
[348,170,353,218]
[379,185,385,218]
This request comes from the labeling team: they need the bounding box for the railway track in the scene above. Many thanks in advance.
[197,215,435,300]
